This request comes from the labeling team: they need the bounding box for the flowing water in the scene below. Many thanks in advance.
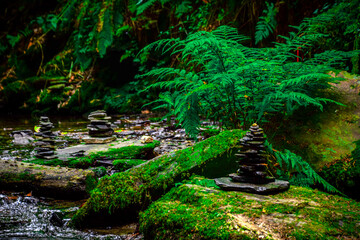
[0,193,141,239]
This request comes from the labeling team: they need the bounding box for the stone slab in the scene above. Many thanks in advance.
[82,136,116,144]
[215,177,289,194]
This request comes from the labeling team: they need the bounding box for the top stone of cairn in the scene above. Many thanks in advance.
[88,110,111,120]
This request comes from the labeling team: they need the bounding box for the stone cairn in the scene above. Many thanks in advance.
[230,123,274,184]
[87,110,114,137]
[215,123,289,194]
[34,116,57,159]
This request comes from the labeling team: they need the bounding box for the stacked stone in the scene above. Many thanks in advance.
[34,116,57,159]
[230,123,275,184]
[87,110,114,137]
[35,116,55,138]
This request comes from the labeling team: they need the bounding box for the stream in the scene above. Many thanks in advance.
[0,113,216,239]
[0,113,219,238]
[0,192,141,239]
[0,114,141,239]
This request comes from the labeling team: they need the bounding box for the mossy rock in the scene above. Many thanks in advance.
[140,176,360,240]
[25,141,160,169]
[0,159,97,199]
[113,159,147,171]
[71,129,245,228]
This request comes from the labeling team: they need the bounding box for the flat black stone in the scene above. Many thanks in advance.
[40,116,49,121]
[90,120,110,125]
[239,164,266,172]
[36,150,55,156]
[253,137,265,141]
[238,159,267,164]
[89,129,114,137]
[34,147,53,151]
[215,177,289,194]
[35,154,57,159]
[230,173,275,184]
[39,121,53,125]
[89,112,107,118]
[87,125,111,130]
[40,127,53,132]
[95,125,112,130]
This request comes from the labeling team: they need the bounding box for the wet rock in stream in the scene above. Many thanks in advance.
[0,194,142,239]
[10,130,34,145]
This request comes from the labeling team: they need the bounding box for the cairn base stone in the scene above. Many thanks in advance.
[35,155,57,160]
[83,136,116,144]
[215,177,289,194]
[230,173,275,184]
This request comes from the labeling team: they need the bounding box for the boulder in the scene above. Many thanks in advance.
[140,176,360,240]
[0,159,97,199]
[11,130,34,145]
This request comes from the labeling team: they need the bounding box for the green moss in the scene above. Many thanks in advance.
[85,174,98,194]
[113,159,146,171]
[0,172,41,183]
[201,127,221,138]
[71,130,245,227]
[90,140,160,160]
[140,176,360,240]
[149,117,162,122]
[24,158,65,167]
[91,166,107,177]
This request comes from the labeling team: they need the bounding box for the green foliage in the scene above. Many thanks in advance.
[319,139,360,199]
[136,0,158,15]
[97,6,114,58]
[201,126,221,138]
[255,1,277,45]
[306,0,360,72]
[266,142,343,195]
[2,0,357,115]
[140,23,349,137]
[102,81,147,113]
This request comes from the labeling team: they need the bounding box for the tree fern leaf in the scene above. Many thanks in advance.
[136,0,158,15]
[255,2,277,45]
[97,6,113,58]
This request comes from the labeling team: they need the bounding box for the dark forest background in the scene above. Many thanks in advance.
[0,0,358,115]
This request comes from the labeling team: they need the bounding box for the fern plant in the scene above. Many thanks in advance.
[266,142,344,195]
[140,23,350,137]
[255,1,277,45]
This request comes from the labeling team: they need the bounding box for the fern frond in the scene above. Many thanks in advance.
[255,2,277,45]
[266,143,344,196]
[98,6,113,58]
[136,0,158,15]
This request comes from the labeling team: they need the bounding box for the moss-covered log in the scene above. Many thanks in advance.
[71,129,245,227]
[140,176,360,239]
[0,159,97,199]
